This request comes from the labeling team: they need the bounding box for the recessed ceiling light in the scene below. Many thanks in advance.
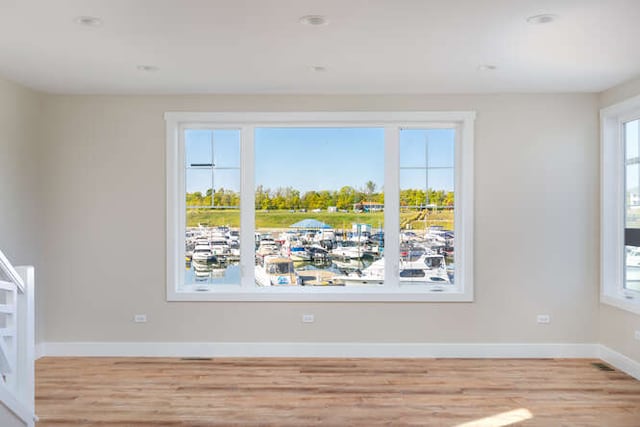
[137,65,159,72]
[74,16,102,27]
[477,65,497,71]
[312,65,327,72]
[526,14,557,25]
[299,15,328,26]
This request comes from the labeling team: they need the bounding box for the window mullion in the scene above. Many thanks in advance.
[458,118,474,297]
[384,126,400,288]
[177,125,187,289]
[240,125,255,288]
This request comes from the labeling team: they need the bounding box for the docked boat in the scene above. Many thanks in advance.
[331,241,364,259]
[307,245,330,263]
[255,256,301,286]
[210,239,231,257]
[280,234,311,261]
[228,240,241,260]
[336,254,450,286]
[191,244,217,263]
[287,246,312,262]
[257,237,279,257]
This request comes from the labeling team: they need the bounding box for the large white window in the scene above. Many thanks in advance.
[601,95,640,314]
[166,112,474,301]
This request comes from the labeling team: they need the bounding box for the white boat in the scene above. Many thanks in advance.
[210,239,230,257]
[331,241,364,259]
[287,246,312,262]
[228,240,241,259]
[255,256,301,286]
[336,254,450,286]
[257,238,279,256]
[314,229,336,246]
[280,235,311,261]
[191,244,217,262]
[227,229,240,243]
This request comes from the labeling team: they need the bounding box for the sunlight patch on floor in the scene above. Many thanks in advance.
[455,408,533,427]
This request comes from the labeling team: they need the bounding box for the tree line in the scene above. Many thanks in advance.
[187,182,453,210]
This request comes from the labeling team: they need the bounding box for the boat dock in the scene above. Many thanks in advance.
[298,269,342,286]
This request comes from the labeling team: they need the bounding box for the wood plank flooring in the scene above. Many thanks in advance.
[35,357,640,426]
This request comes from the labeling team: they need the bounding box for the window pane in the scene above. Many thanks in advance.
[186,168,212,206]
[626,119,640,228]
[400,128,455,286]
[625,119,640,291]
[400,128,455,168]
[213,130,241,168]
[626,163,640,228]
[184,129,240,288]
[185,129,213,167]
[625,245,640,292]
[255,127,385,287]
[399,130,427,168]
[212,169,240,207]
[427,130,455,168]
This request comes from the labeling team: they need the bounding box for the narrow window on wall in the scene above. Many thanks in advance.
[625,118,640,293]
[399,128,455,289]
[184,129,241,288]
[601,96,640,314]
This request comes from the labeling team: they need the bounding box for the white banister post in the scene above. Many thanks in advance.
[15,266,35,415]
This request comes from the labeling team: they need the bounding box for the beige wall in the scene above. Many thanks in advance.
[38,93,600,344]
[599,77,640,364]
[0,77,43,342]
[0,77,41,265]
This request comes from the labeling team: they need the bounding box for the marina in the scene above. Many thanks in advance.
[184,221,454,287]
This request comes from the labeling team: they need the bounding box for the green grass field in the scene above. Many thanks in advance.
[187,209,453,231]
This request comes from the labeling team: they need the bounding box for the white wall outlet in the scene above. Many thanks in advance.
[302,314,315,323]
[634,330,640,341]
[134,314,147,323]
[536,314,551,324]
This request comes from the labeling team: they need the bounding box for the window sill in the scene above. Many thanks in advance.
[601,292,640,315]
[168,287,473,302]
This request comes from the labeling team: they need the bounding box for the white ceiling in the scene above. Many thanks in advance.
[1,0,639,94]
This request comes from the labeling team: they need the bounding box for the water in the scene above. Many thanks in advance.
[184,256,377,286]
[185,262,241,285]
[184,253,454,286]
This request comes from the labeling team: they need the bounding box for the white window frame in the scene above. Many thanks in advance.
[601,95,640,314]
[166,112,475,302]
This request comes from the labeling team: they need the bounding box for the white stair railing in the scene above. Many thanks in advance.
[0,250,35,427]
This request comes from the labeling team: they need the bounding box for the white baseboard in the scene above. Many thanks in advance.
[34,343,45,360]
[599,345,640,380]
[37,341,599,359]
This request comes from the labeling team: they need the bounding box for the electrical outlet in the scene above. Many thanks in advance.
[302,314,315,323]
[634,330,640,341]
[537,314,551,324]
[134,314,147,323]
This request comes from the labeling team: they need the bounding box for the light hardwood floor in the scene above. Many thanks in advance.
[36,357,640,426]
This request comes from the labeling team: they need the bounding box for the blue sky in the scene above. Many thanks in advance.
[185,127,455,194]
[255,127,384,193]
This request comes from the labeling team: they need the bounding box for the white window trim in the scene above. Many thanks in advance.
[601,95,640,314]
[166,111,475,302]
